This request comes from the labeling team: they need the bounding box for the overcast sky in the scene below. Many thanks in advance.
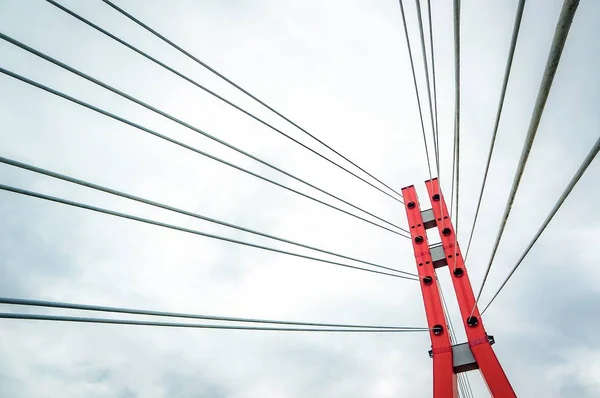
[0,0,599,397]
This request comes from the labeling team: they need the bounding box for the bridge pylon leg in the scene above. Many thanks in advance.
[402,184,457,398]
[403,179,516,397]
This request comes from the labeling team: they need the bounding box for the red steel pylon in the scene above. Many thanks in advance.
[402,179,515,397]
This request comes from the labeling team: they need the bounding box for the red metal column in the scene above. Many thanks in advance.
[424,178,515,397]
[402,185,457,398]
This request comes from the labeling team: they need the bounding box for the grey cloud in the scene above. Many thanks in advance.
[1,0,599,397]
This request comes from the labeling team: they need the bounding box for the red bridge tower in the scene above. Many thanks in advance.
[402,179,516,397]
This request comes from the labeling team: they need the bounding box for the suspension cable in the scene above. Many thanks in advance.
[437,278,472,398]
[458,374,471,398]
[0,297,425,329]
[450,140,456,219]
[42,0,403,205]
[464,0,527,262]
[99,0,405,201]
[0,156,416,277]
[415,0,438,170]
[0,67,410,238]
[417,0,446,234]
[451,0,461,233]
[463,374,475,398]
[0,33,408,235]
[0,184,417,280]
[397,0,433,180]
[473,0,580,312]
[425,0,440,168]
[0,313,430,332]
[481,133,599,314]
[448,0,461,272]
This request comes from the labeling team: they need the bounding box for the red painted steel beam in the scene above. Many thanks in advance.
[402,185,457,398]
[425,178,515,397]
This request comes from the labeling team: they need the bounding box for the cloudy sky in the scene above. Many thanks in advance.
[0,0,598,397]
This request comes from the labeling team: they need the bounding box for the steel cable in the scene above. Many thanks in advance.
[464,0,527,262]
[451,0,461,233]
[0,156,416,277]
[481,133,599,314]
[0,297,425,329]
[415,0,438,170]
[0,32,408,235]
[42,0,403,205]
[0,313,430,332]
[397,0,433,180]
[100,0,405,201]
[0,183,417,280]
[425,0,440,169]
[474,0,580,311]
[0,66,410,238]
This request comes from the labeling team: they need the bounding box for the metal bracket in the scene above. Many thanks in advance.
[421,208,437,230]
[429,243,448,269]
[452,343,478,374]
